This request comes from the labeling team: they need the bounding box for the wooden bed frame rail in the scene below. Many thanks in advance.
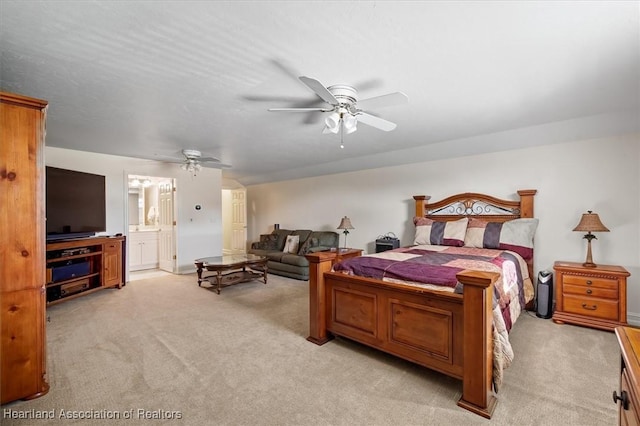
[306,189,536,418]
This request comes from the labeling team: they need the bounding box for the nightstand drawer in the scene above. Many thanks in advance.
[562,274,618,290]
[563,283,619,300]
[563,295,619,320]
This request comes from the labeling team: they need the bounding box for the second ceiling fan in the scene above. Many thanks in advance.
[269,76,408,138]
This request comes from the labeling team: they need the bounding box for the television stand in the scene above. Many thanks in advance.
[46,236,125,306]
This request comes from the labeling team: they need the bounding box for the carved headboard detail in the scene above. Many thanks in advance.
[413,189,536,222]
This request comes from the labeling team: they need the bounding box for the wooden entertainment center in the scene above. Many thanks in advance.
[46,236,126,305]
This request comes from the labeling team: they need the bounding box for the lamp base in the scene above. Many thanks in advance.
[582,235,597,268]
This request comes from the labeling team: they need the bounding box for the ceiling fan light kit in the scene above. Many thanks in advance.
[323,108,358,135]
[154,149,230,176]
[181,160,202,176]
[268,75,408,147]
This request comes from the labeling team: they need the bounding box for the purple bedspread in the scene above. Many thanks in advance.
[334,250,463,287]
[333,245,528,328]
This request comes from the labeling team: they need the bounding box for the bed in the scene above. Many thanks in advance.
[305,190,537,418]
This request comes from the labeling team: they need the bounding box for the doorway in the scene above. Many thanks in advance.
[127,174,176,276]
[222,189,247,255]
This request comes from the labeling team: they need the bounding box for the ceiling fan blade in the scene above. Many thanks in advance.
[299,76,339,105]
[198,156,222,163]
[268,107,329,112]
[357,92,409,110]
[243,95,313,102]
[356,112,398,132]
[153,154,184,163]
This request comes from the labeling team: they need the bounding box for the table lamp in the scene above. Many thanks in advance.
[573,210,609,267]
[337,216,354,249]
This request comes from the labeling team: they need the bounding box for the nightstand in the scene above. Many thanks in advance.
[553,261,630,331]
[332,248,363,263]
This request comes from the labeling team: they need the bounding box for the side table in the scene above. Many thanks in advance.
[552,261,630,331]
[330,248,363,263]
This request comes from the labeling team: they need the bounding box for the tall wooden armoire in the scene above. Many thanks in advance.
[0,91,49,403]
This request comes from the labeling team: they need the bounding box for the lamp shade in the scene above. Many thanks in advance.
[324,112,340,134]
[573,211,609,233]
[337,216,354,230]
[343,114,357,134]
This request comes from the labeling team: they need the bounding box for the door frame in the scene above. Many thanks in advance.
[125,173,177,278]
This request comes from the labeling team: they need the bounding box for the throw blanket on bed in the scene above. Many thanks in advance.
[332,244,532,390]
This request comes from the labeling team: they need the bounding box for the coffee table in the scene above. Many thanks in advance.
[194,254,268,294]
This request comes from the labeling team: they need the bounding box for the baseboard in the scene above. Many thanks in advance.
[628,312,640,327]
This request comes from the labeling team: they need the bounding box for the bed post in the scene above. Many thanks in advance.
[517,189,537,285]
[456,270,499,419]
[413,195,430,218]
[305,251,337,345]
[517,189,536,218]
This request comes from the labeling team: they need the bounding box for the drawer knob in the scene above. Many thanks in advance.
[613,390,629,410]
[586,280,592,285]
[582,303,597,311]
[586,289,592,295]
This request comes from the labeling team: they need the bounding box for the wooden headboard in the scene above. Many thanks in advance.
[413,189,537,280]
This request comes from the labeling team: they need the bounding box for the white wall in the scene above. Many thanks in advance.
[45,147,223,275]
[246,133,640,324]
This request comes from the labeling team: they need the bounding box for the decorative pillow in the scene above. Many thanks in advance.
[298,237,319,255]
[413,217,468,247]
[464,218,539,260]
[283,235,300,254]
[258,234,278,250]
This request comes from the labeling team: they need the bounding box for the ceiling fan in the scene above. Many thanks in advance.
[156,149,230,176]
[268,76,409,145]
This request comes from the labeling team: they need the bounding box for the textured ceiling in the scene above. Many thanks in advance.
[1,1,638,185]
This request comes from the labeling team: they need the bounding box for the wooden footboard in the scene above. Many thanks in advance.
[306,252,499,418]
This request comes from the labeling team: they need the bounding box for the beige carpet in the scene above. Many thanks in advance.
[2,273,620,425]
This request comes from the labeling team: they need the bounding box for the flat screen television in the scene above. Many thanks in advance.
[46,166,106,241]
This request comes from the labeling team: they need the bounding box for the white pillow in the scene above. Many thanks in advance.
[283,235,300,254]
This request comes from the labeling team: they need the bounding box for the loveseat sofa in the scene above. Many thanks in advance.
[248,229,339,280]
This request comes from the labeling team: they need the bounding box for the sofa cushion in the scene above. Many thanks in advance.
[266,251,286,262]
[310,231,339,248]
[298,237,319,255]
[279,253,310,268]
[292,229,313,244]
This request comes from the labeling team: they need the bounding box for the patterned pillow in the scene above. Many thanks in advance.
[413,217,468,247]
[258,234,279,250]
[464,218,539,260]
[283,235,300,254]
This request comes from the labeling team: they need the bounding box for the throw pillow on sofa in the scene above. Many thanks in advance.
[258,234,279,250]
[283,235,300,254]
